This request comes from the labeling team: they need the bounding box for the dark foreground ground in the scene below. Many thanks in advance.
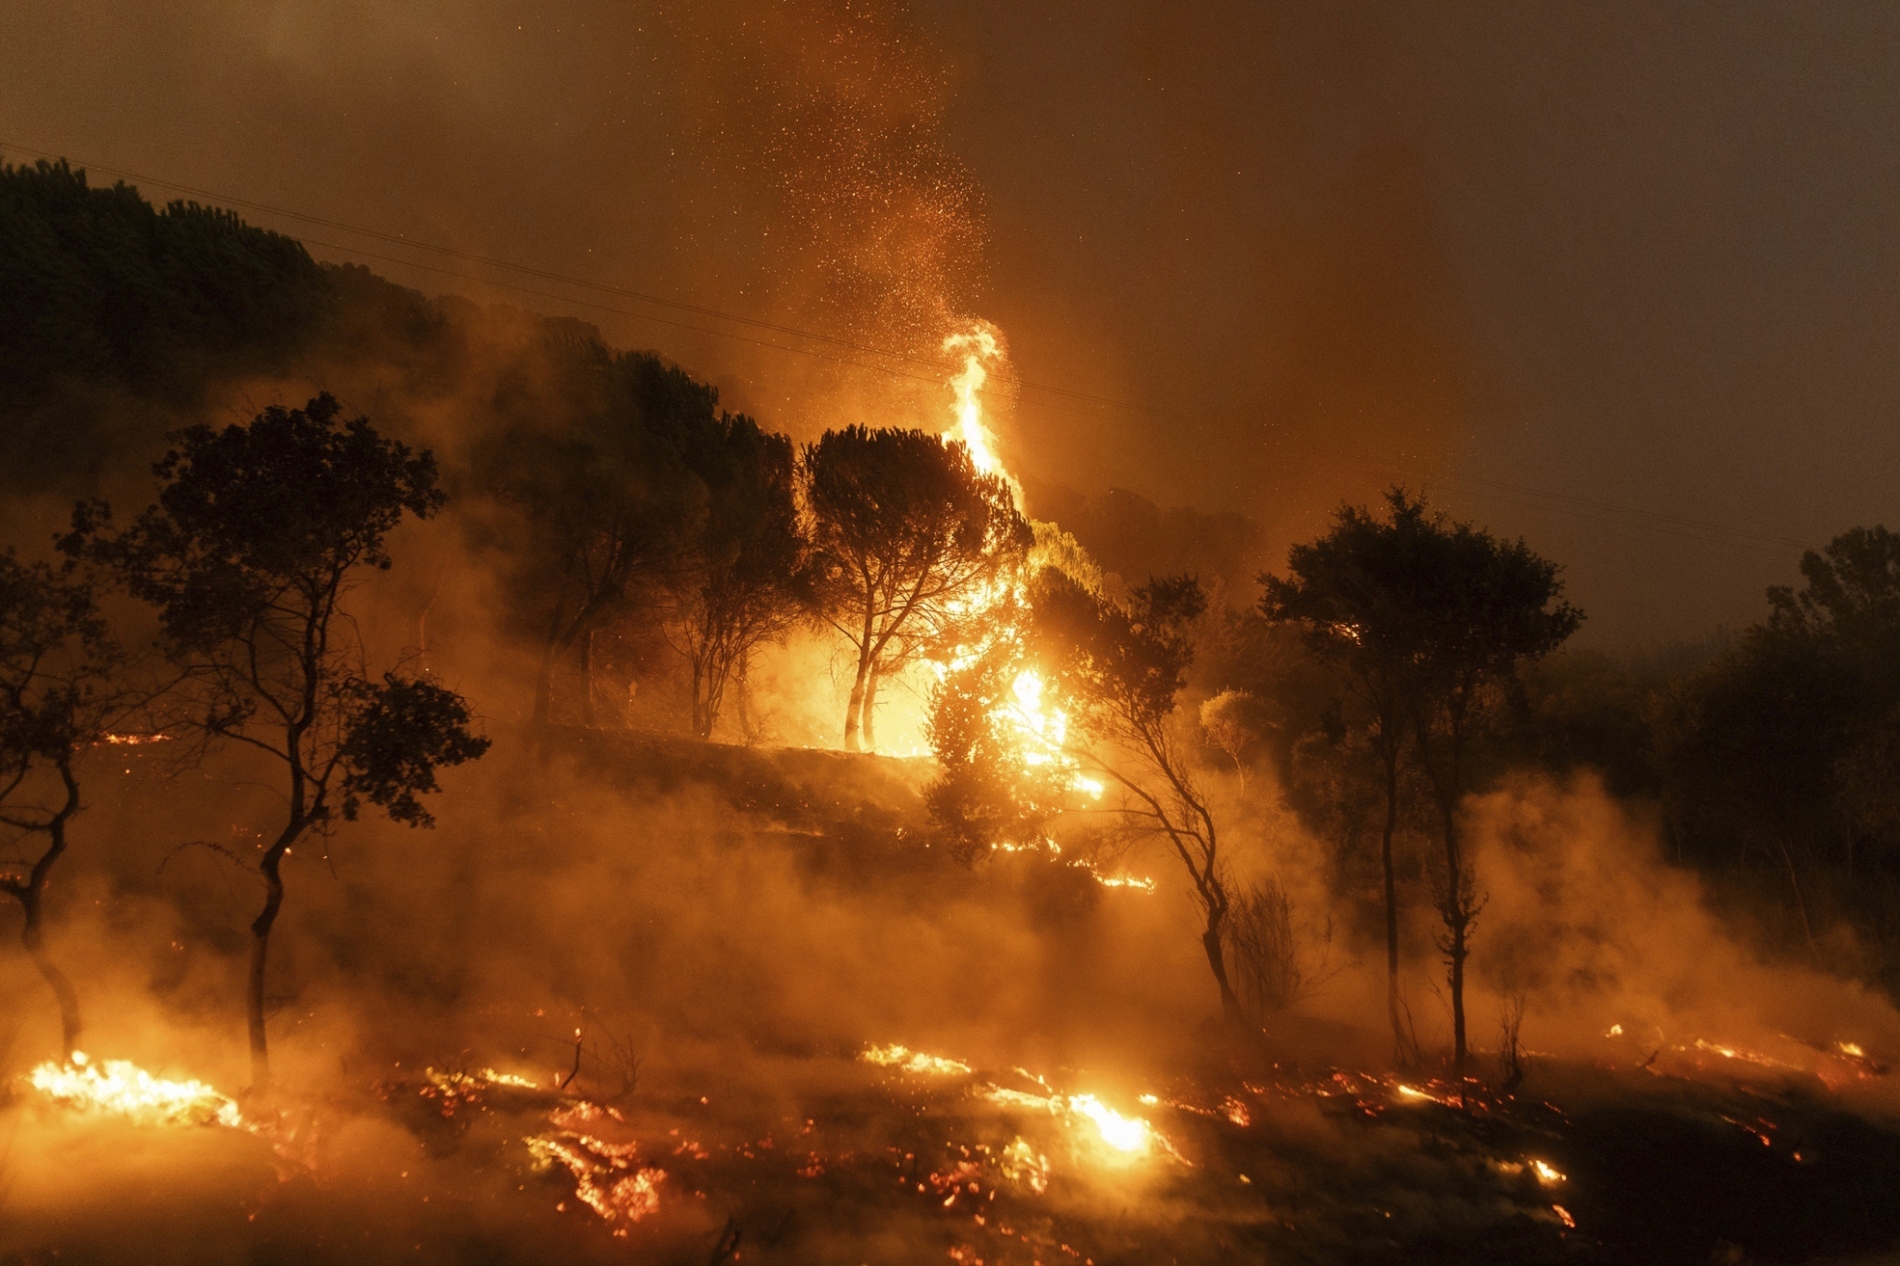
[5,1038,1900,1266]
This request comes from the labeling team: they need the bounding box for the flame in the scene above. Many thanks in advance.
[1067,1094,1151,1153]
[860,1043,974,1077]
[525,1103,664,1231]
[928,319,1101,836]
[1530,1159,1566,1185]
[942,323,1010,489]
[26,1051,244,1128]
[998,1137,1050,1193]
[982,1081,1164,1160]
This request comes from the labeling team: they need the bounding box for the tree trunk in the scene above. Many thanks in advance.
[1380,750,1406,1064]
[1773,836,1820,962]
[1439,793,1469,1078]
[843,611,874,752]
[533,606,564,725]
[691,652,710,740]
[247,829,297,1091]
[1200,915,1246,1027]
[20,887,81,1062]
[860,667,881,753]
[579,626,597,727]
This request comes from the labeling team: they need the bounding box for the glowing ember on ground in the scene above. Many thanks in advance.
[1530,1159,1566,1185]
[998,1136,1051,1193]
[1553,1204,1576,1229]
[862,1044,975,1077]
[1689,1038,1800,1071]
[1393,1083,1460,1108]
[25,1052,243,1128]
[981,1082,1165,1159]
[525,1103,664,1232]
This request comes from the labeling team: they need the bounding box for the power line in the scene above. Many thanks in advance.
[1,139,1817,557]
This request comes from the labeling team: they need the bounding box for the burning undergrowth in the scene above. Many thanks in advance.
[12,1032,1900,1265]
[7,737,1900,1264]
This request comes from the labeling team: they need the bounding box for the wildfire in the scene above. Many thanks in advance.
[1067,1095,1151,1153]
[981,1082,1164,1159]
[1530,1159,1566,1185]
[525,1102,664,1231]
[998,1137,1051,1193]
[26,1051,243,1128]
[926,321,1104,818]
[942,323,1010,488]
[861,1043,975,1077]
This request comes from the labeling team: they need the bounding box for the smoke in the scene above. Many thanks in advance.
[1460,773,1900,1095]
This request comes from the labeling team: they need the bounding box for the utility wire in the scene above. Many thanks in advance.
[1,139,1817,556]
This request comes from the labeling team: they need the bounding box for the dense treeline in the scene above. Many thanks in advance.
[0,160,331,484]
[1202,519,1900,998]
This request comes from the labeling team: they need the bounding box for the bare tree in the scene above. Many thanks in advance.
[1032,570,1245,1025]
[1222,876,1335,1020]
[67,394,490,1089]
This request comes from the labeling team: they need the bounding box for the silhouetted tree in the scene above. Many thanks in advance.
[1260,491,1442,1062]
[0,159,330,486]
[1659,525,1900,956]
[666,414,807,740]
[65,395,489,1089]
[1401,501,1580,1075]
[804,427,1029,752]
[479,342,716,725]
[0,555,123,1061]
[1031,570,1245,1024]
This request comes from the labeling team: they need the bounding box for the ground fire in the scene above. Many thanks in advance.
[8,9,1900,1263]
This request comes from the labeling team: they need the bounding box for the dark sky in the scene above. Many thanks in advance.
[4,1,1898,644]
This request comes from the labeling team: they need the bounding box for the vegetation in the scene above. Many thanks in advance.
[9,161,1900,1095]
[804,426,1030,752]
[0,159,330,485]
[1030,570,1245,1023]
[65,395,490,1088]
[665,413,808,740]
[0,554,124,1060]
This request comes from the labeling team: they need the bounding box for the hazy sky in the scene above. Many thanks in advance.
[4,1,1897,643]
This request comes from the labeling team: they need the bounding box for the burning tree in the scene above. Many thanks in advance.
[805,426,1030,752]
[665,413,808,740]
[0,554,123,1061]
[65,394,490,1089]
[1029,570,1246,1025]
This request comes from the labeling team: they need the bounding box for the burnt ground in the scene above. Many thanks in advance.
[5,1045,1900,1266]
[5,732,1900,1264]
